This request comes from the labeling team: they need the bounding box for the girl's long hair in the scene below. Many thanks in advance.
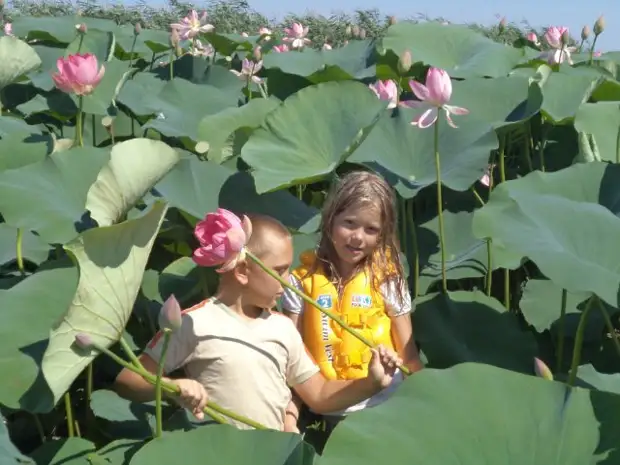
[307,170,407,306]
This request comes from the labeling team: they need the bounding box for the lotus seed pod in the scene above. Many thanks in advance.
[534,357,553,381]
[593,16,605,35]
[75,333,94,350]
[159,294,182,331]
[388,16,397,26]
[397,50,412,74]
[359,28,366,39]
[134,22,142,36]
[561,29,570,46]
[581,25,590,40]
[352,25,360,38]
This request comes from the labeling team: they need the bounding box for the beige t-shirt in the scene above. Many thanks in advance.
[144,298,319,430]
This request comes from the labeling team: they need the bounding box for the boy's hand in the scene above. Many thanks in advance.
[368,345,403,389]
[169,378,209,420]
[283,413,300,434]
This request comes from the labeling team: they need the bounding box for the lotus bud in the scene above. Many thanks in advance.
[75,333,94,350]
[594,16,605,35]
[352,25,360,38]
[76,23,87,34]
[134,22,142,36]
[561,29,570,46]
[345,25,352,36]
[388,16,397,26]
[359,28,366,39]
[253,45,262,61]
[581,25,590,40]
[534,357,553,381]
[397,50,412,74]
[169,27,180,47]
[159,294,182,332]
[498,17,506,33]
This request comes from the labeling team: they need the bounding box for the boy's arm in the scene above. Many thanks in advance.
[293,372,382,414]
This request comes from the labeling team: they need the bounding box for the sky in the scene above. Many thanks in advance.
[198,0,617,52]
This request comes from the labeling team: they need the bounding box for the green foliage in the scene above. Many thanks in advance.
[0,5,619,465]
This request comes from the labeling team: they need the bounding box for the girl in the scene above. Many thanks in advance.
[282,170,423,451]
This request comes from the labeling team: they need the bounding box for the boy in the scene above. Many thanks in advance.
[114,213,403,431]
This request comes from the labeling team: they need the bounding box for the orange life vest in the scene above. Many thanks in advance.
[292,250,397,380]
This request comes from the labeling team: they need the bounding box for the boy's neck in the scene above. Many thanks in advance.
[214,286,264,320]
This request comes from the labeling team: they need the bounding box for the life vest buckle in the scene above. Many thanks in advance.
[335,350,372,367]
[343,309,368,328]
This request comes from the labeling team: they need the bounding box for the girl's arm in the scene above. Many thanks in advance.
[390,313,424,373]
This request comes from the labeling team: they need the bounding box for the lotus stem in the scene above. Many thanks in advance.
[16,228,25,276]
[86,363,93,401]
[498,136,509,309]
[86,340,267,429]
[555,289,567,373]
[589,35,599,66]
[244,250,412,376]
[155,330,171,438]
[595,296,620,361]
[471,188,493,296]
[406,198,419,298]
[567,296,595,386]
[64,392,75,437]
[75,96,84,148]
[433,118,447,293]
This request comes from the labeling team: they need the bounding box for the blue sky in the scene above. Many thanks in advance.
[197,0,616,52]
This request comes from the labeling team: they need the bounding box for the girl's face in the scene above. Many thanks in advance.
[330,203,382,273]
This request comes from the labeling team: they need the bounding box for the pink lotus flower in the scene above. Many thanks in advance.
[526,32,539,45]
[258,27,272,41]
[51,53,105,96]
[541,26,576,65]
[230,58,263,83]
[407,67,469,128]
[170,10,214,40]
[283,22,311,49]
[273,44,289,53]
[193,208,253,273]
[4,23,12,36]
[322,43,332,50]
[369,80,398,109]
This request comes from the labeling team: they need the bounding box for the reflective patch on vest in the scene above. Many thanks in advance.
[351,294,372,308]
[317,294,333,308]
[321,312,333,362]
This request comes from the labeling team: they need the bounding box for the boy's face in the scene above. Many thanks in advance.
[245,234,293,309]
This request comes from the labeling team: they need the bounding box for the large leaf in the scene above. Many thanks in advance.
[0,265,79,412]
[86,138,180,226]
[350,109,497,198]
[130,425,315,465]
[1,412,35,464]
[472,161,620,308]
[574,102,620,163]
[0,36,42,90]
[40,201,168,408]
[413,291,537,373]
[380,22,525,78]
[0,146,110,244]
[29,437,96,465]
[321,363,620,463]
[241,80,386,193]
[155,155,319,232]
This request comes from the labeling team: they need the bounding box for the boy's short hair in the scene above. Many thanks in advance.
[243,213,291,259]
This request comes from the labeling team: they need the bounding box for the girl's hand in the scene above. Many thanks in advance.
[368,345,403,389]
[283,412,300,433]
